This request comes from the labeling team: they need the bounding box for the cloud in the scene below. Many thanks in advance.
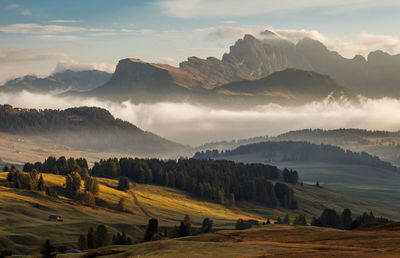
[206,26,262,40]
[157,0,400,18]
[1,92,400,146]
[267,27,400,57]
[5,4,19,10]
[159,57,179,66]
[19,9,31,16]
[0,24,85,34]
[54,59,115,73]
[0,45,64,63]
[203,25,400,58]
[50,20,80,23]
[30,35,80,41]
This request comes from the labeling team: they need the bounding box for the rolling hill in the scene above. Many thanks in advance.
[0,171,399,255]
[0,105,189,160]
[90,225,400,257]
[194,141,400,208]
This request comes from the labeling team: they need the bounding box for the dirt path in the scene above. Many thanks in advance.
[129,190,151,217]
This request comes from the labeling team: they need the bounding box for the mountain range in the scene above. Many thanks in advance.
[2,30,400,103]
[0,69,112,94]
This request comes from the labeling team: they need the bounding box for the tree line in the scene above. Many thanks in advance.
[90,158,298,209]
[20,156,298,209]
[194,141,397,171]
[311,208,390,230]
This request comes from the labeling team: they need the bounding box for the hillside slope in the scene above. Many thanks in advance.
[194,141,400,207]
[0,105,189,158]
[0,172,398,254]
[99,225,400,257]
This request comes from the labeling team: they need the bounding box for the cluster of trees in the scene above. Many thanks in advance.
[6,169,44,191]
[195,141,397,171]
[311,208,390,230]
[91,158,297,209]
[78,225,109,250]
[144,215,210,242]
[64,172,99,206]
[24,156,89,178]
[282,169,299,184]
[112,232,132,245]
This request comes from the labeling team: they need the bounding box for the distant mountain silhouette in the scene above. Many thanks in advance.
[8,30,400,101]
[0,69,112,94]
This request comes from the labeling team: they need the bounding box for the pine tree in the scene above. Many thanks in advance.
[87,227,94,249]
[65,172,81,196]
[202,218,213,233]
[178,215,192,237]
[144,218,159,241]
[37,174,45,191]
[117,176,130,191]
[341,208,353,230]
[2,165,9,172]
[40,240,56,258]
[284,214,290,224]
[94,224,108,247]
[78,234,87,250]
[293,214,307,225]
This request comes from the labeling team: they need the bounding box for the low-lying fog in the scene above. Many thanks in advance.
[1,91,400,146]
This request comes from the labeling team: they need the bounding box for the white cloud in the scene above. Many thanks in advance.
[30,35,80,41]
[0,45,64,63]
[1,93,400,145]
[159,57,179,66]
[221,20,237,24]
[20,9,31,16]
[267,27,400,58]
[50,20,80,23]
[206,26,263,40]
[5,4,19,10]
[54,59,115,73]
[157,0,400,18]
[0,24,85,34]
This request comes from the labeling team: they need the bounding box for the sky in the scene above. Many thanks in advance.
[1,0,400,83]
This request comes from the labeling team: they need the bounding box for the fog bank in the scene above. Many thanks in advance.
[1,91,400,145]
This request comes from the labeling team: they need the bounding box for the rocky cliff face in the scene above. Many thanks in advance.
[83,30,400,102]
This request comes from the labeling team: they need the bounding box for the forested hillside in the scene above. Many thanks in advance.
[194,141,397,171]
[0,105,187,157]
[22,157,299,209]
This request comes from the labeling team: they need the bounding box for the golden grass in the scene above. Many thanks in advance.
[132,184,263,222]
[107,225,400,257]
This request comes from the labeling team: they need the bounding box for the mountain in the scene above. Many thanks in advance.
[88,58,204,102]
[216,68,349,103]
[180,33,312,88]
[181,31,400,97]
[78,30,400,103]
[0,104,188,158]
[85,58,349,105]
[0,69,112,94]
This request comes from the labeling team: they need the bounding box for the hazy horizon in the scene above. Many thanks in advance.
[1,92,399,145]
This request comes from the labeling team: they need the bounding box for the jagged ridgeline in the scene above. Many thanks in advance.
[0,104,188,157]
[194,141,397,171]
